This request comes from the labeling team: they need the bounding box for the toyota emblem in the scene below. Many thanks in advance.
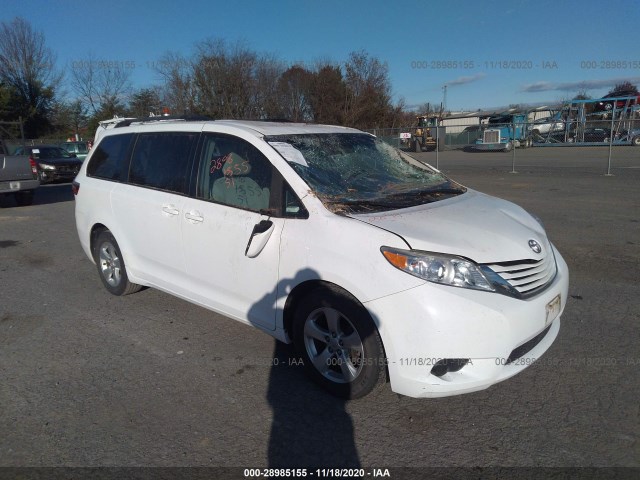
[528,239,542,254]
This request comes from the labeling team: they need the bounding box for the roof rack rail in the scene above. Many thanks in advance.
[257,118,293,123]
[113,115,214,128]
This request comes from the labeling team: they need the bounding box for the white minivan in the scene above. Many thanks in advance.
[74,118,568,399]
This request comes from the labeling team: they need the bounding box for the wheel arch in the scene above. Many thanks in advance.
[282,279,389,379]
[284,280,365,336]
[90,223,110,259]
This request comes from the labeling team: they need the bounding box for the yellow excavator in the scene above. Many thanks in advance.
[411,116,438,152]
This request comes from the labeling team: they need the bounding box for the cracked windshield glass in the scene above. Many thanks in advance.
[267,133,466,213]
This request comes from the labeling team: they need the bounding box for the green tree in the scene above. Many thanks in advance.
[128,87,163,117]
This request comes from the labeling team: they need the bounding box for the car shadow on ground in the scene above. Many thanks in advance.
[247,268,362,469]
[0,183,75,208]
[266,341,361,469]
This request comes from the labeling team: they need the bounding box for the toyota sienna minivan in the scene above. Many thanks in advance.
[74,118,568,399]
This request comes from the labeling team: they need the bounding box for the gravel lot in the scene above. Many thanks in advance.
[1,146,638,477]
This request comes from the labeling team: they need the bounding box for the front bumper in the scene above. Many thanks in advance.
[366,245,569,398]
[472,142,509,151]
[40,169,79,183]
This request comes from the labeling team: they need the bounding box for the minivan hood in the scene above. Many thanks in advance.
[351,190,549,264]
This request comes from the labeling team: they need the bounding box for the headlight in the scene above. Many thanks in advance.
[39,163,55,170]
[381,247,495,292]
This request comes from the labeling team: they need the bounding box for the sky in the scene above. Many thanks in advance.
[3,0,640,112]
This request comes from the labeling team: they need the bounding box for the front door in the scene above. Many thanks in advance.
[181,133,283,330]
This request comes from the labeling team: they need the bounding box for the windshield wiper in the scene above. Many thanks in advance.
[384,186,466,199]
[327,198,396,208]
[325,197,403,214]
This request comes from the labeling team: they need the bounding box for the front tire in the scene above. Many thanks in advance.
[632,136,640,146]
[293,287,385,399]
[93,230,142,296]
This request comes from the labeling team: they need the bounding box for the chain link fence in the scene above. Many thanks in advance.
[366,119,640,151]
[365,116,640,175]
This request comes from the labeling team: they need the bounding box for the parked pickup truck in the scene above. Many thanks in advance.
[1,139,40,206]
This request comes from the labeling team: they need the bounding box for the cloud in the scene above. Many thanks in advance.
[446,73,486,87]
[520,81,554,92]
[521,76,640,93]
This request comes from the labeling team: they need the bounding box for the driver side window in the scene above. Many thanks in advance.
[197,134,273,212]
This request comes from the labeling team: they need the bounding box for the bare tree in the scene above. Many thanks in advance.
[607,81,639,96]
[70,54,132,118]
[308,62,346,124]
[343,50,393,128]
[252,54,285,119]
[51,99,88,136]
[155,51,197,115]
[277,65,313,122]
[0,17,61,137]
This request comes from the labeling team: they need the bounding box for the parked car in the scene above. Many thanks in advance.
[74,119,568,399]
[531,116,564,135]
[60,141,90,161]
[14,145,83,184]
[594,90,640,112]
[579,128,617,143]
[0,139,39,205]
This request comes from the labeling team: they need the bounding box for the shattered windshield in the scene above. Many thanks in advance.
[266,133,465,213]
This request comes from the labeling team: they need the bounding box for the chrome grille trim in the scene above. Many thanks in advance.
[484,253,557,297]
[483,130,500,143]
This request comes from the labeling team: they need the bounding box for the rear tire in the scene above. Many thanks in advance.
[93,230,142,296]
[293,287,385,399]
[632,136,640,146]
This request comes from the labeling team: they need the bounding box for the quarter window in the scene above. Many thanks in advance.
[87,134,135,181]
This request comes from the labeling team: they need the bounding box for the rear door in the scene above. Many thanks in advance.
[111,130,198,290]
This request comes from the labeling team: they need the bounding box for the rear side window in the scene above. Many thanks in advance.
[129,132,198,194]
[87,134,135,181]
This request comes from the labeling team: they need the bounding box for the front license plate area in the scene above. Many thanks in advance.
[10,181,20,190]
[545,294,561,326]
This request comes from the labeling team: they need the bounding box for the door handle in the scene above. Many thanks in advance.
[245,220,274,258]
[185,210,204,224]
[162,204,180,216]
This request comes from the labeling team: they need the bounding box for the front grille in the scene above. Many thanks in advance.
[483,130,500,143]
[484,253,557,297]
[57,166,79,175]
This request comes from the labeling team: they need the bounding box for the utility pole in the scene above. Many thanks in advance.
[442,85,447,113]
